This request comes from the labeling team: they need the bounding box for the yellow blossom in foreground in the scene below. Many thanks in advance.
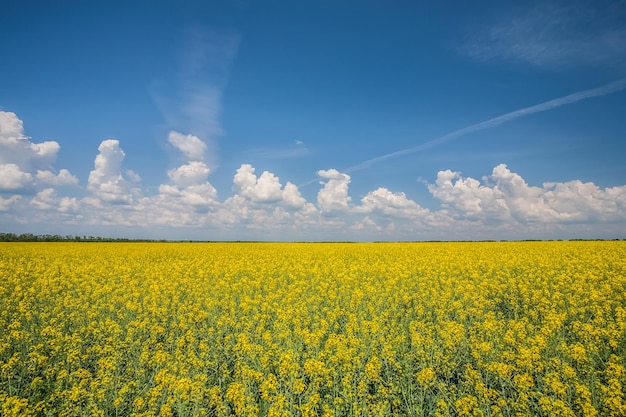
[1,241,625,416]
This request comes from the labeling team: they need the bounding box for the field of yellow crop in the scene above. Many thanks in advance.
[1,241,625,416]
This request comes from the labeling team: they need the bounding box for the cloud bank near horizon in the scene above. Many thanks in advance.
[1,111,625,240]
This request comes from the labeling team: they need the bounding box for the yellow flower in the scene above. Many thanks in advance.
[1,241,625,416]
[455,395,479,417]
[365,355,382,381]
[416,367,436,386]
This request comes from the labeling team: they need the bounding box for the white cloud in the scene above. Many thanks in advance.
[489,164,557,222]
[0,163,34,192]
[351,216,384,232]
[31,188,80,213]
[0,111,26,141]
[216,164,316,235]
[58,196,80,213]
[87,139,141,204]
[428,169,509,221]
[359,187,429,219]
[179,184,218,207]
[215,195,318,238]
[218,194,251,225]
[2,107,626,240]
[125,169,142,184]
[36,169,79,187]
[428,164,626,225]
[0,195,21,212]
[0,111,59,169]
[167,161,211,188]
[158,183,218,209]
[282,182,307,209]
[160,129,219,211]
[0,111,76,193]
[168,131,207,161]
[30,188,57,211]
[233,164,306,207]
[234,164,283,203]
[317,169,352,212]
[543,180,625,221]
[154,127,220,215]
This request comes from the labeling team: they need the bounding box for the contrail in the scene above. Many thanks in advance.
[301,77,626,185]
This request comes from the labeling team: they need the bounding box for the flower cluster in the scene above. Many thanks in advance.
[1,241,625,416]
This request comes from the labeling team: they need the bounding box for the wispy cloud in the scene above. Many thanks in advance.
[253,147,309,160]
[249,140,309,160]
[341,78,626,174]
[179,28,240,140]
[152,28,240,170]
[463,1,626,70]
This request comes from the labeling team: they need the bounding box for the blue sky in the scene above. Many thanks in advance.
[1,0,625,240]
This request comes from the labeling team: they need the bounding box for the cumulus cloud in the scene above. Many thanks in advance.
[30,189,56,211]
[2,107,626,240]
[351,216,385,232]
[213,164,316,236]
[428,169,509,221]
[158,130,219,210]
[217,194,318,237]
[0,111,76,193]
[31,188,80,213]
[359,188,430,219]
[428,164,626,225]
[87,139,141,204]
[317,169,352,212]
[282,182,307,209]
[158,183,218,209]
[234,164,282,203]
[168,131,207,161]
[491,164,626,223]
[0,163,34,192]
[233,164,307,208]
[489,164,557,222]
[0,111,59,168]
[543,180,623,221]
[0,195,21,212]
[0,111,25,141]
[36,169,79,187]
[167,161,211,188]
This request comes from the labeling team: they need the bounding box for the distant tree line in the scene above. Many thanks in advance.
[0,233,165,242]
[0,232,622,243]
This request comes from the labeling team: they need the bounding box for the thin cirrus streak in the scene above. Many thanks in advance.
[300,77,626,187]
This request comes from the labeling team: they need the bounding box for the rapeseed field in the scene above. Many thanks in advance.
[1,241,625,416]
